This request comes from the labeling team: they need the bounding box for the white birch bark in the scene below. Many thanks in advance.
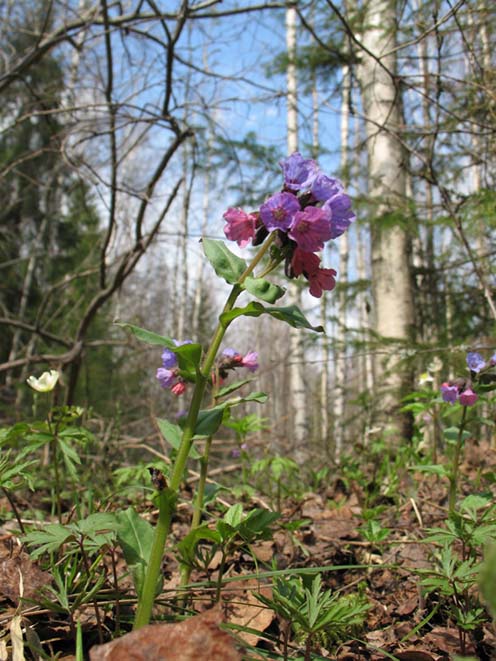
[286,3,307,457]
[356,0,414,438]
[334,63,351,460]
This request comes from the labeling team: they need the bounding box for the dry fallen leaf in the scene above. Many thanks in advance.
[10,615,24,661]
[0,541,51,605]
[89,607,241,661]
[224,579,273,646]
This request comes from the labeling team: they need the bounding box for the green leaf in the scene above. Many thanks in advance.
[223,392,268,408]
[115,508,157,598]
[202,238,247,284]
[193,406,226,438]
[410,464,450,478]
[177,524,221,565]
[115,322,176,347]
[244,276,285,303]
[220,302,324,332]
[76,513,118,538]
[175,342,202,370]
[224,503,244,527]
[57,438,82,478]
[215,379,253,399]
[444,427,471,444]
[156,417,200,460]
[24,524,75,558]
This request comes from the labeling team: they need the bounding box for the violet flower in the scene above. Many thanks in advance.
[279,152,318,191]
[161,348,178,369]
[467,352,486,373]
[322,191,356,239]
[260,192,300,232]
[440,382,459,404]
[311,172,343,202]
[156,367,177,390]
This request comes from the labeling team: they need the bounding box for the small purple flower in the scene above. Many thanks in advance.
[441,382,459,404]
[156,367,177,389]
[260,192,300,232]
[241,351,259,372]
[467,352,486,373]
[322,191,356,239]
[459,388,478,406]
[223,207,257,247]
[231,448,241,458]
[288,206,332,252]
[490,353,496,367]
[279,152,318,191]
[311,173,343,202]
[161,348,178,369]
[222,348,241,360]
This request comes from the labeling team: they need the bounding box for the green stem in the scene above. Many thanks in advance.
[179,434,213,589]
[51,436,62,523]
[448,406,468,516]
[133,489,173,629]
[133,234,276,629]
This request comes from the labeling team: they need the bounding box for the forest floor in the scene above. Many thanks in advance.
[1,438,496,660]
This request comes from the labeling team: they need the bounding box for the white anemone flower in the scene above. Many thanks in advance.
[26,370,60,393]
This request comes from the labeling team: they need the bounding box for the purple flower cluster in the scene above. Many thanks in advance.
[156,340,192,396]
[212,349,258,385]
[440,382,478,406]
[439,350,496,407]
[223,152,355,298]
[216,348,259,383]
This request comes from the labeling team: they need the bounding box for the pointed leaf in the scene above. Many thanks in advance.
[202,238,247,284]
[215,379,252,399]
[115,322,176,347]
[156,418,200,459]
[220,302,324,332]
[193,406,226,438]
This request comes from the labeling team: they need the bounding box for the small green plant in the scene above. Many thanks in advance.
[178,502,279,601]
[418,495,496,655]
[256,573,369,660]
[224,411,269,482]
[251,455,300,510]
[359,507,390,548]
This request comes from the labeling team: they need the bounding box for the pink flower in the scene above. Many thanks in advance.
[171,381,187,396]
[223,207,257,247]
[459,388,478,406]
[241,351,259,372]
[291,247,320,277]
[288,206,332,252]
[308,268,337,298]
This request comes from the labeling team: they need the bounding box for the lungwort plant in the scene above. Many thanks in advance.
[115,152,356,628]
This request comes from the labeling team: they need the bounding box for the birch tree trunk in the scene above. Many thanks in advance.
[286,3,308,457]
[356,0,414,440]
[334,62,351,460]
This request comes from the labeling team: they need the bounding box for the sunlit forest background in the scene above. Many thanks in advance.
[1,0,495,459]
